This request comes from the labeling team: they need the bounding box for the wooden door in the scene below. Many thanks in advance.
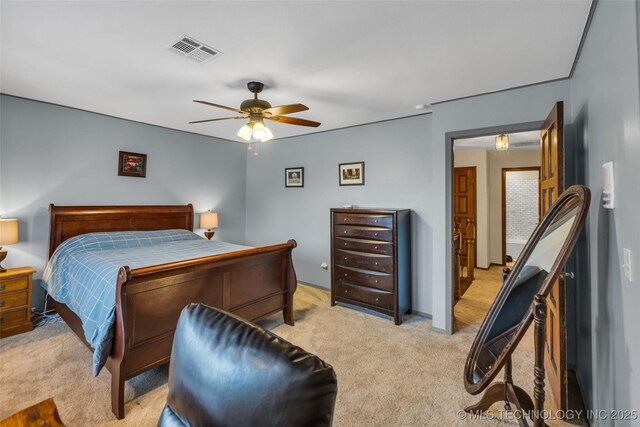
[454,167,477,268]
[540,101,566,410]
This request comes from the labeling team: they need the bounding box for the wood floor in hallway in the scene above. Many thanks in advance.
[454,264,505,333]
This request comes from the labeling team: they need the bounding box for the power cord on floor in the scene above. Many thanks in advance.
[32,292,61,328]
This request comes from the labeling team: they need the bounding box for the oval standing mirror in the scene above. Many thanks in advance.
[463,185,591,423]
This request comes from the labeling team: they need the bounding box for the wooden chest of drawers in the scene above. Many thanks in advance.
[0,267,36,338]
[330,208,411,324]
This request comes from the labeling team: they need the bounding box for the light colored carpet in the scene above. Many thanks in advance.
[1,274,580,426]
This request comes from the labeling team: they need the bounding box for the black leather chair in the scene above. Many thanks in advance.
[158,303,338,427]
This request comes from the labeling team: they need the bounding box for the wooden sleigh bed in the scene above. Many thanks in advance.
[46,204,297,419]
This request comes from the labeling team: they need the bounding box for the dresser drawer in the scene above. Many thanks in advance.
[334,225,393,242]
[336,282,393,310]
[0,276,29,294]
[0,306,29,326]
[334,265,393,291]
[334,237,393,256]
[335,249,393,274]
[334,213,393,228]
[0,291,28,311]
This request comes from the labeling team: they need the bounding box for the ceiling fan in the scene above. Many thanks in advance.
[190,81,321,142]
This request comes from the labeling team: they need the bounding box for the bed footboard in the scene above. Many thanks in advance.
[109,240,297,419]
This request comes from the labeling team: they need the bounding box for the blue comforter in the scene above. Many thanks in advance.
[42,229,249,375]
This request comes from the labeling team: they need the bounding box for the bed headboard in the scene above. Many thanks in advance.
[48,204,194,259]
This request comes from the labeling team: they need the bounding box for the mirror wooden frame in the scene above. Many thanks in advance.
[463,185,591,422]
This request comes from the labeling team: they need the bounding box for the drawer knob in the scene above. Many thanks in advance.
[375,262,378,266]
[344,243,347,246]
[344,273,348,277]
[344,290,348,294]
[0,285,5,291]
[374,233,378,237]
[375,297,379,302]
[0,317,3,324]
[344,257,348,261]
[0,301,4,308]
[374,246,378,250]
[344,231,347,234]
[375,280,378,283]
[374,220,378,223]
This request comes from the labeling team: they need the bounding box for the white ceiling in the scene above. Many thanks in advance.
[454,130,540,152]
[0,1,592,142]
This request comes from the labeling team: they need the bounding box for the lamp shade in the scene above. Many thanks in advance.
[237,123,253,142]
[261,126,274,142]
[200,211,219,229]
[251,121,267,140]
[0,219,18,245]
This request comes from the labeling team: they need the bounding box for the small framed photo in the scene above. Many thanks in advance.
[339,161,365,186]
[285,167,304,188]
[118,151,147,178]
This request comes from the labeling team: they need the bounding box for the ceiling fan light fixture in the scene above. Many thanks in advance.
[191,81,320,142]
[495,134,509,151]
[260,127,274,142]
[251,121,268,140]
[237,123,253,142]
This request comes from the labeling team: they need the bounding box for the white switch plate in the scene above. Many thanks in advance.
[602,161,615,209]
[623,248,633,282]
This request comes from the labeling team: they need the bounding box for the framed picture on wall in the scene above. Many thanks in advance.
[339,161,365,186]
[285,167,304,188]
[118,151,147,178]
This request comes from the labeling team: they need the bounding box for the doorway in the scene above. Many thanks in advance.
[452,130,541,331]
[501,167,541,264]
[447,101,573,413]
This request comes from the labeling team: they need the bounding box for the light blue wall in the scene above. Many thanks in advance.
[569,0,640,416]
[245,81,572,325]
[0,95,248,308]
[245,115,434,315]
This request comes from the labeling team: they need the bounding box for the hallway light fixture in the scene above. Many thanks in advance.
[495,134,509,151]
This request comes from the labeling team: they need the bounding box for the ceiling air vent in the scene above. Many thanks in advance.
[167,34,221,64]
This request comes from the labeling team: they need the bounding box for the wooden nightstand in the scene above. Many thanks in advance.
[0,267,36,338]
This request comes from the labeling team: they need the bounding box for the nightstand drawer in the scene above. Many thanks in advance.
[0,291,28,310]
[0,307,29,326]
[0,276,29,294]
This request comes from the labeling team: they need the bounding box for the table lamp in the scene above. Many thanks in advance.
[0,219,19,273]
[200,211,219,240]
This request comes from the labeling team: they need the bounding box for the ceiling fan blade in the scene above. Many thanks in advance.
[262,104,309,117]
[268,115,321,127]
[189,116,245,124]
[193,100,247,115]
